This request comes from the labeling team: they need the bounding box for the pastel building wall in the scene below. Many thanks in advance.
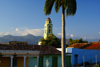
[0,57,10,67]
[67,48,100,67]
[28,55,62,67]
[28,57,37,67]
[43,55,62,67]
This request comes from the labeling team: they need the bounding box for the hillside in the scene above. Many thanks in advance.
[0,34,43,45]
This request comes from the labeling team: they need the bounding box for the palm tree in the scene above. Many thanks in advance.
[44,0,77,67]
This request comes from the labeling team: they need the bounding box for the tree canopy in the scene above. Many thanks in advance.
[44,0,77,16]
[99,40,100,42]
[69,38,88,46]
[40,34,61,47]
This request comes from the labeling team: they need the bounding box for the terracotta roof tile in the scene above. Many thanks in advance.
[0,44,61,55]
[85,42,100,50]
[68,42,100,50]
[33,45,61,55]
[68,43,91,49]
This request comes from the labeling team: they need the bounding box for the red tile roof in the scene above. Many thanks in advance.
[0,44,61,55]
[85,42,100,50]
[33,45,61,55]
[68,43,91,49]
[68,42,100,50]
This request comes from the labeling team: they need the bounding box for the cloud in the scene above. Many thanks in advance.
[16,28,19,31]
[0,28,44,36]
[4,32,10,35]
[70,34,74,37]
[57,33,62,36]
[99,32,100,34]
[83,37,95,39]
[57,33,74,38]
[83,37,86,39]
[16,28,44,36]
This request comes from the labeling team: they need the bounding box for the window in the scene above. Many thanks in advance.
[49,29,51,33]
[49,26,50,28]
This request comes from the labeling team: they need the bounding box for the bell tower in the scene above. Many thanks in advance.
[44,17,53,39]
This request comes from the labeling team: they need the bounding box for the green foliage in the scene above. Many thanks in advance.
[40,34,61,47]
[69,38,88,46]
[44,0,77,16]
[99,40,100,42]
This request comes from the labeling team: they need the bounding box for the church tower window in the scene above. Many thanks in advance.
[49,26,50,28]
[49,29,51,33]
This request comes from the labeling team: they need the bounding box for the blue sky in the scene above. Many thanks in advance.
[0,0,100,41]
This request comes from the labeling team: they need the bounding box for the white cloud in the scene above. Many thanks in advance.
[15,28,19,31]
[70,34,74,37]
[99,32,100,34]
[82,37,96,39]
[57,33,62,36]
[83,37,86,39]
[16,28,44,36]
[57,33,74,38]
[0,32,5,35]
[4,32,10,35]
[0,28,44,36]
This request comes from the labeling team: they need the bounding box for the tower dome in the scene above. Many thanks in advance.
[46,17,51,23]
[46,17,51,21]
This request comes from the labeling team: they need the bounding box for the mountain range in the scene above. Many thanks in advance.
[0,34,43,45]
[0,34,99,45]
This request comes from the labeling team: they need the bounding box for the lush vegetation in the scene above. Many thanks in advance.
[40,34,61,47]
[99,40,100,42]
[68,38,88,46]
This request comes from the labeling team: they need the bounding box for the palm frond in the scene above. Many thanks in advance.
[55,0,61,13]
[66,0,77,16]
[44,0,55,15]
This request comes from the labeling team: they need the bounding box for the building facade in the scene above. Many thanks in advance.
[0,44,61,67]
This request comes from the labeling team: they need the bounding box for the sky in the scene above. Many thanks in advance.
[0,0,100,41]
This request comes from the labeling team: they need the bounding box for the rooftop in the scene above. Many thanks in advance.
[68,42,100,50]
[46,17,51,21]
[0,44,61,55]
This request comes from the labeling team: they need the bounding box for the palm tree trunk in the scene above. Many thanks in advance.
[62,5,66,67]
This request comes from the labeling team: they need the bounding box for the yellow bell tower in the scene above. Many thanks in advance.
[38,17,53,45]
[44,17,53,39]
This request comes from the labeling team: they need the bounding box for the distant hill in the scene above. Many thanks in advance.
[0,34,43,45]
[0,34,99,45]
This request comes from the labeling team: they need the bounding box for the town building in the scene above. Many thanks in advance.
[0,44,61,67]
[57,42,100,67]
